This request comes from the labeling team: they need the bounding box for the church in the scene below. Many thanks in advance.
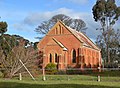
[37,21,102,70]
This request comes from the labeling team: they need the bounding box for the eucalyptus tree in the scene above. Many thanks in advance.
[0,21,7,35]
[0,20,8,56]
[92,0,120,64]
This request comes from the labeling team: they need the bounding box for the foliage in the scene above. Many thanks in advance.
[0,20,39,79]
[0,34,32,56]
[35,14,87,39]
[36,51,43,69]
[56,70,66,75]
[50,14,86,32]
[92,0,120,23]
[33,42,39,50]
[0,34,17,56]
[96,29,120,64]
[92,0,120,64]
[104,62,118,68]
[66,69,82,75]
[12,34,30,46]
[0,40,38,78]
[0,47,5,64]
[0,21,7,34]
[0,71,3,77]
[45,63,57,74]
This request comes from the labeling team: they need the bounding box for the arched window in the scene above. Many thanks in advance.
[56,28,58,34]
[72,49,76,63]
[59,25,62,34]
[55,53,58,63]
[62,27,64,34]
[50,54,52,63]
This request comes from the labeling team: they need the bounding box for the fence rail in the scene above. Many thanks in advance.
[0,67,120,82]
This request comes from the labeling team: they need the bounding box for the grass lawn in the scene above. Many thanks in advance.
[0,75,120,88]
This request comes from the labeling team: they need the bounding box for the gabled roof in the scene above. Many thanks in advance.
[58,20,100,51]
[52,38,67,51]
[38,20,100,51]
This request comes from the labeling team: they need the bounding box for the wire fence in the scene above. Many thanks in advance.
[0,67,120,82]
[17,67,120,82]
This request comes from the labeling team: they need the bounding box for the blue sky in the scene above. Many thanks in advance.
[0,0,120,42]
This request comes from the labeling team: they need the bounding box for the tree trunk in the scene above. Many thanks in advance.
[107,47,110,64]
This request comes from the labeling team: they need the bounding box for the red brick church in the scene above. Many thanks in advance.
[37,21,102,70]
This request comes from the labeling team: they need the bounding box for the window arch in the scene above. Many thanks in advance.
[56,28,58,34]
[72,49,76,63]
[59,25,62,34]
[62,27,64,34]
[50,53,52,63]
[55,53,58,63]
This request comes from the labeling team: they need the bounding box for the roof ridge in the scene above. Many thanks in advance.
[61,22,100,50]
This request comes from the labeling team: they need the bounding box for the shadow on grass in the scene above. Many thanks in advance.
[0,82,119,88]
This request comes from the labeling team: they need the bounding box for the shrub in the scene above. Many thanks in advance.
[66,68,82,75]
[56,70,66,75]
[45,63,57,74]
[104,63,118,68]
[0,71,3,78]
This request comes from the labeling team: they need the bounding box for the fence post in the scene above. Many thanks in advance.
[97,66,101,82]
[19,73,22,80]
[42,67,46,81]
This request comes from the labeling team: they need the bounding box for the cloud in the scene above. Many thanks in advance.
[22,8,101,40]
[14,8,73,34]
[53,0,89,5]
[23,8,90,26]
[13,23,28,31]
[66,0,89,5]
[23,8,73,26]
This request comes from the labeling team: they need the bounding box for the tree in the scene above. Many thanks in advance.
[96,29,120,64]
[0,34,33,57]
[0,47,5,68]
[12,34,30,46]
[0,34,17,57]
[0,21,8,57]
[35,14,87,39]
[0,21,7,34]
[0,20,39,78]
[109,29,120,63]
[92,0,120,64]
[1,40,38,78]
[36,51,43,69]
[33,42,39,50]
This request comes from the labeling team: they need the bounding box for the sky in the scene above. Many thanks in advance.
[0,0,120,42]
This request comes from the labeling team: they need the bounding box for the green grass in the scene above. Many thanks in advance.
[0,75,120,88]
